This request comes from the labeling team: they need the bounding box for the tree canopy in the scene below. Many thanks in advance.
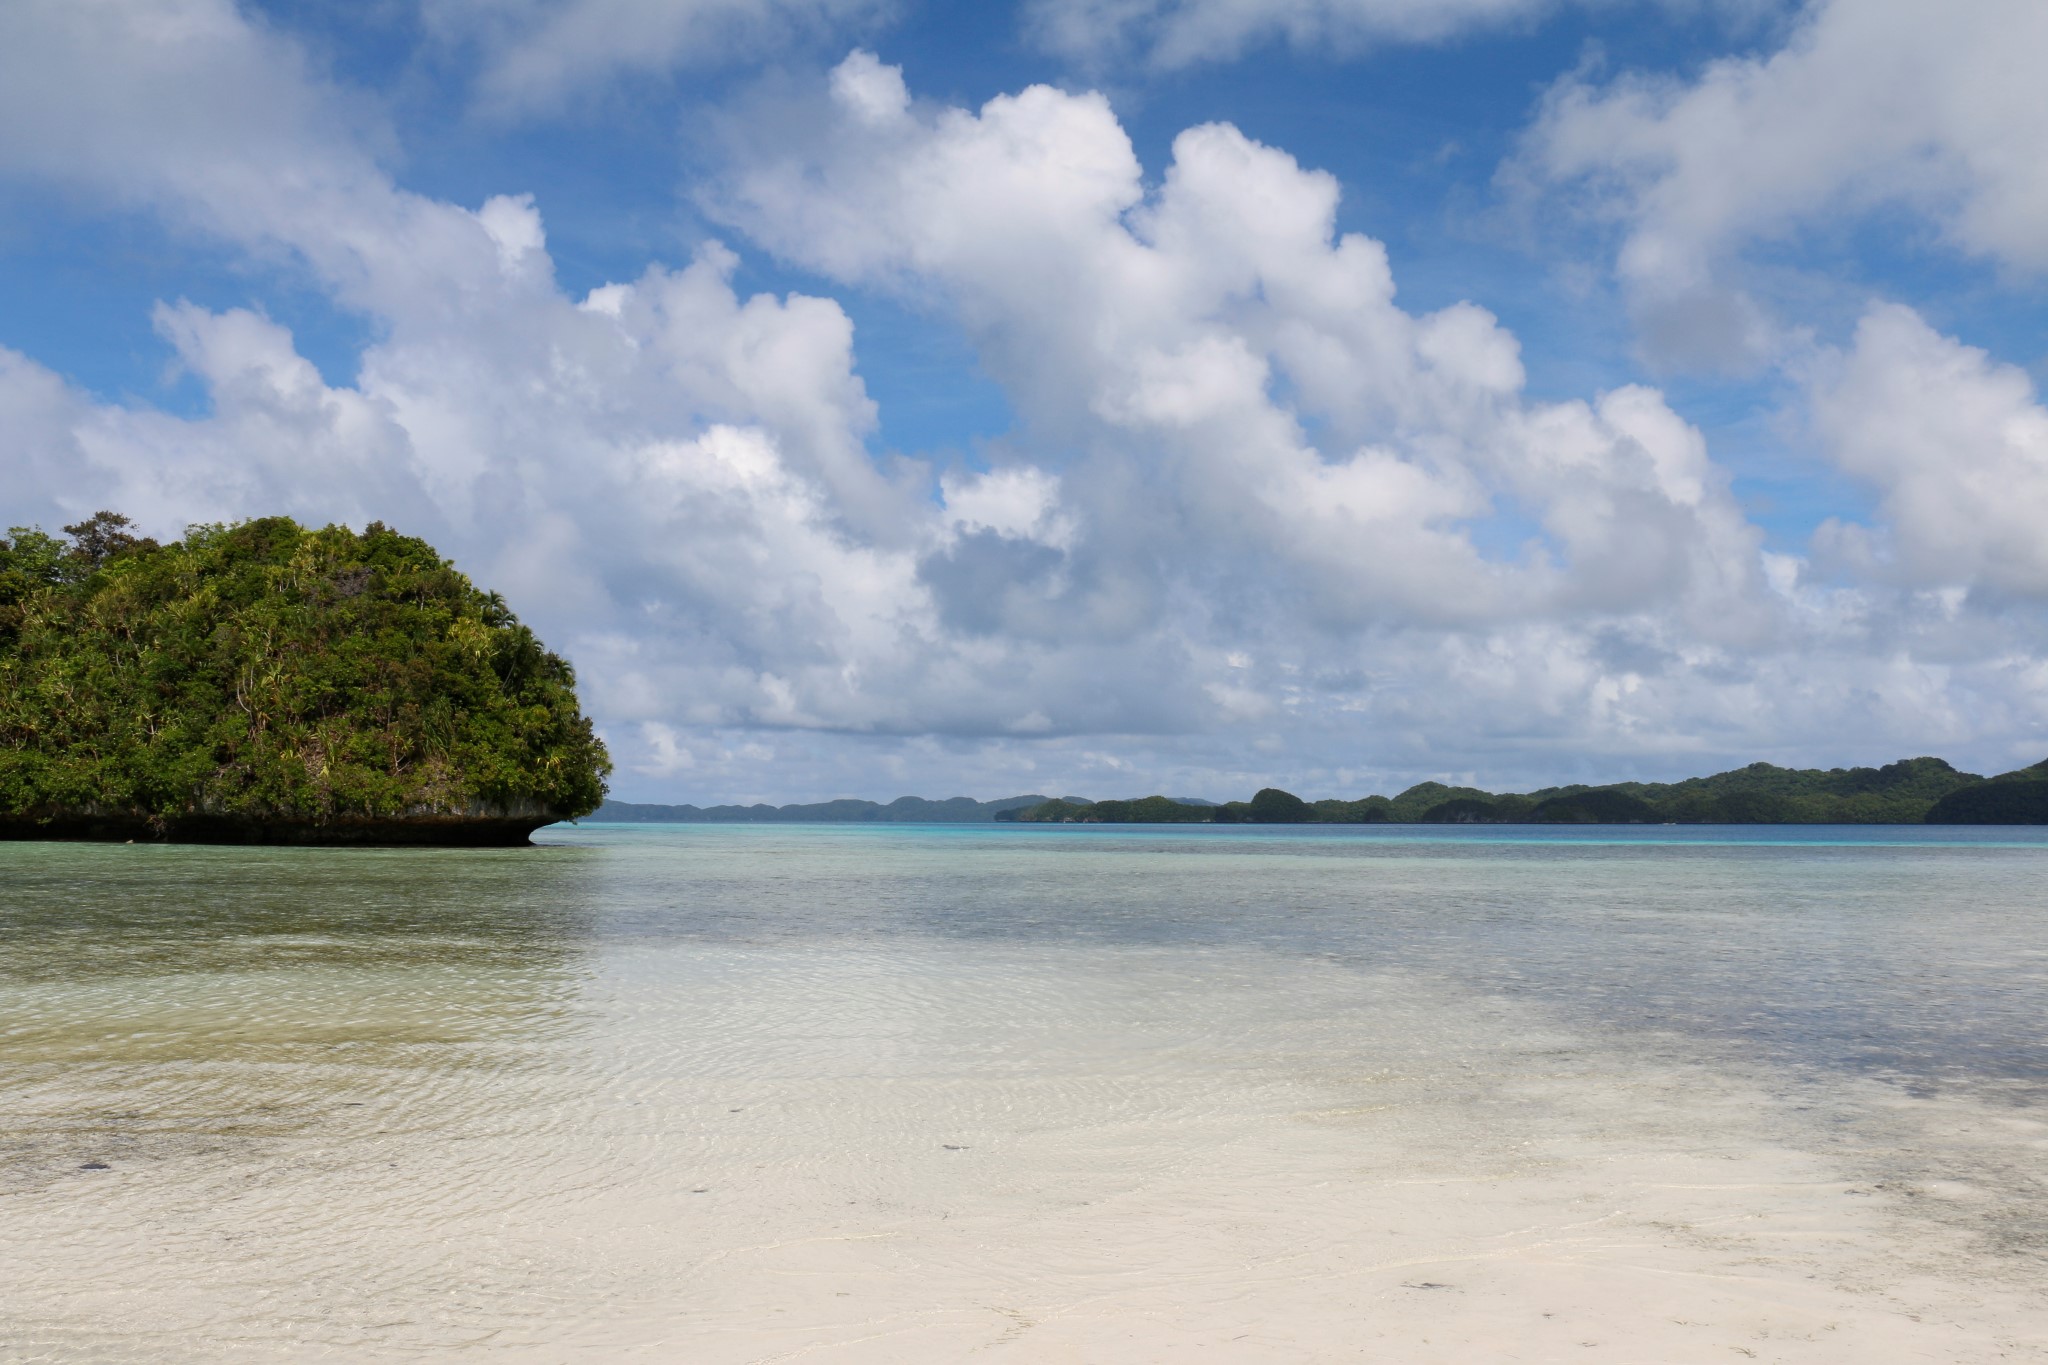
[1,514,609,842]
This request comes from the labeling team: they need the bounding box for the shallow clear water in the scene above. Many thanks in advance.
[4,824,2046,1361]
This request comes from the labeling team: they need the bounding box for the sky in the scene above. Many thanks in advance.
[5,0,2048,803]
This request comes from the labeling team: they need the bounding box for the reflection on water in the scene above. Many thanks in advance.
[3,826,2046,1361]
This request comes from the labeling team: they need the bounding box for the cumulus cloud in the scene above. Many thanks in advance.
[0,4,940,739]
[1808,304,2048,597]
[0,255,949,729]
[0,0,515,320]
[1521,0,2048,367]
[6,7,2048,794]
[714,53,1767,640]
[689,52,2048,778]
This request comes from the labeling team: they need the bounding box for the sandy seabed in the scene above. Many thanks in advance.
[5,937,2044,1364]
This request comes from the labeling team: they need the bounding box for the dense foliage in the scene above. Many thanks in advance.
[999,755,2048,825]
[1066,795,1216,823]
[1924,760,2048,823]
[1,514,609,834]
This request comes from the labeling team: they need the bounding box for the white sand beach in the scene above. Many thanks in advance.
[7,922,2045,1363]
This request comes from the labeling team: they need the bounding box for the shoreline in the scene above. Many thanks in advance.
[0,812,555,846]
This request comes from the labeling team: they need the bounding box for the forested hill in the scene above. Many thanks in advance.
[996,757,2048,825]
[594,795,1050,823]
[1,513,609,844]
[598,757,2048,826]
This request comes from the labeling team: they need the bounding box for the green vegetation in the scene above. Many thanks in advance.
[1385,782,1507,822]
[998,755,2048,825]
[1,513,609,843]
[1527,789,1660,824]
[1925,760,2048,823]
[1307,797,1393,823]
[1002,794,1221,824]
[1417,796,1513,824]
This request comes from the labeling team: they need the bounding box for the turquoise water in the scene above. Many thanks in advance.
[557,821,2048,1097]
[4,822,2046,1360]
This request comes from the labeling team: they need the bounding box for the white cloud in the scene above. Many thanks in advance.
[1808,304,2048,597]
[941,467,1076,548]
[716,54,1766,637]
[0,0,514,320]
[0,3,943,740]
[828,46,911,125]
[1522,0,2048,366]
[6,9,2048,797]
[690,51,2048,781]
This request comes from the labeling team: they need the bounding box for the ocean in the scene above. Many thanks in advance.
[4,823,2045,1361]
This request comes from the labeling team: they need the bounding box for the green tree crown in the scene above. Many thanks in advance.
[0,515,610,828]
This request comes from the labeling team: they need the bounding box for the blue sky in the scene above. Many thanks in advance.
[5,0,2048,802]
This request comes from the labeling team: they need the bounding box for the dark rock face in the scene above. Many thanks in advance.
[0,802,565,846]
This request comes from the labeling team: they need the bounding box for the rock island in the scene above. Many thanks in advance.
[0,513,608,845]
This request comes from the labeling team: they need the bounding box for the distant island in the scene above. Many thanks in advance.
[1,513,610,844]
[601,756,2048,826]
[597,795,1051,823]
[1003,758,2048,824]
